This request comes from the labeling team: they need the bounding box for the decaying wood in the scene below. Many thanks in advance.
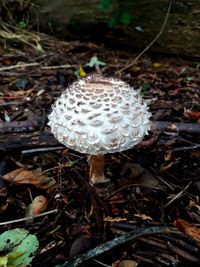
[0,132,59,151]
[151,121,200,134]
[0,119,40,133]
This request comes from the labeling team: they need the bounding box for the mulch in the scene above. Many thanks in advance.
[0,24,200,267]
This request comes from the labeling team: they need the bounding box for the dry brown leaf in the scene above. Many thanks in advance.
[190,150,200,158]
[118,260,138,267]
[104,216,127,223]
[185,110,200,123]
[69,235,95,257]
[134,213,152,221]
[3,168,55,189]
[25,195,48,218]
[174,218,200,242]
[164,150,172,161]
[188,200,200,211]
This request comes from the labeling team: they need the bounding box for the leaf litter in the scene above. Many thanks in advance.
[0,24,200,267]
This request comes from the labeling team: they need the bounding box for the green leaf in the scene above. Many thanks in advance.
[140,83,151,95]
[120,12,132,25]
[0,255,8,267]
[18,21,27,29]
[0,228,28,251]
[85,56,106,68]
[100,0,113,11]
[108,16,117,28]
[0,228,39,266]
[186,76,194,81]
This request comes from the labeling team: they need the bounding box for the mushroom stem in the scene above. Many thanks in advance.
[89,155,110,184]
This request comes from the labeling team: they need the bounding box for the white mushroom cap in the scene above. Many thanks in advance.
[48,75,151,155]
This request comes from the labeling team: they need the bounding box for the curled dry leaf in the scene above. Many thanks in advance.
[185,110,200,123]
[3,168,55,189]
[174,218,200,242]
[69,235,93,257]
[25,195,48,218]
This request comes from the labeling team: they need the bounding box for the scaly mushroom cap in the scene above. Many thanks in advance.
[48,75,151,155]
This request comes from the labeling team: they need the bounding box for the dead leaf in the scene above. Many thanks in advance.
[3,168,55,189]
[188,200,200,211]
[69,236,93,257]
[190,150,200,158]
[160,158,180,171]
[185,110,200,123]
[25,195,48,218]
[67,224,92,238]
[118,260,138,267]
[134,213,153,221]
[3,58,12,65]
[174,218,200,242]
[164,150,172,161]
[120,163,166,190]
[104,216,127,222]
[152,62,161,68]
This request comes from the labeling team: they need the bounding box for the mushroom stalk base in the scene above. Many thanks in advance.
[89,155,110,184]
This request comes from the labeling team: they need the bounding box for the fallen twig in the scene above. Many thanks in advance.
[0,209,58,226]
[164,182,192,207]
[0,62,40,71]
[22,146,64,154]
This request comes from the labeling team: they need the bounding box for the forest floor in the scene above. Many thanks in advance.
[0,27,200,267]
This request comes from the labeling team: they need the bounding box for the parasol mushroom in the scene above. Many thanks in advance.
[48,75,151,184]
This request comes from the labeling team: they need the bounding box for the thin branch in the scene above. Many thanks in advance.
[0,209,58,226]
[164,182,192,207]
[22,146,64,154]
[0,62,40,71]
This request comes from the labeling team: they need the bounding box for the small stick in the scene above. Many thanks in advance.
[41,64,73,70]
[0,62,40,71]
[0,209,58,226]
[164,182,192,207]
[22,146,64,154]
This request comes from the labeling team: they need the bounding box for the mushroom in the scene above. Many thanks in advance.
[48,75,151,184]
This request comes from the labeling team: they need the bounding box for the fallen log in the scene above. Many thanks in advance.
[0,132,60,152]
[151,121,200,134]
[0,121,199,152]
